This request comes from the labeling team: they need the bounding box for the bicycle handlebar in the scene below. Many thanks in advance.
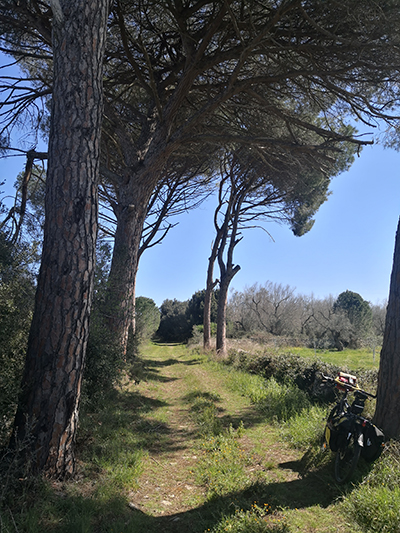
[320,373,376,398]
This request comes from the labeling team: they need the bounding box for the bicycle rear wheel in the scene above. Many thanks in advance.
[334,433,361,483]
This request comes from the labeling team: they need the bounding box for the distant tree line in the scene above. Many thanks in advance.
[156,283,386,351]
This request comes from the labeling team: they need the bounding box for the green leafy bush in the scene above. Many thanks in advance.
[134,296,160,342]
[83,316,126,405]
[225,348,378,402]
[156,298,192,342]
[0,235,35,446]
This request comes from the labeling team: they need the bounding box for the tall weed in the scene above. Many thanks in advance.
[254,378,311,423]
[281,404,327,449]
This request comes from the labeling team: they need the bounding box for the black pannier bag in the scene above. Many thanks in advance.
[361,421,385,462]
[324,414,352,452]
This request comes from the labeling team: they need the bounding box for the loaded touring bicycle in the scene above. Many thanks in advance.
[321,372,385,483]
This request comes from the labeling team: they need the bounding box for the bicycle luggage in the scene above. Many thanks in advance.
[361,421,385,462]
[325,413,352,452]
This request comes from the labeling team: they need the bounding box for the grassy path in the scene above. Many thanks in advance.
[119,343,359,533]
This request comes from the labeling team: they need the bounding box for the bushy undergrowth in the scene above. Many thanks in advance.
[83,318,126,405]
[225,349,378,402]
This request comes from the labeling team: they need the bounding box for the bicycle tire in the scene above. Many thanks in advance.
[334,432,361,483]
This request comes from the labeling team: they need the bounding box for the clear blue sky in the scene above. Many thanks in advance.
[135,142,400,307]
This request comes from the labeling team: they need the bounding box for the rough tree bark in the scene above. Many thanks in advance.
[11,0,111,478]
[374,216,400,438]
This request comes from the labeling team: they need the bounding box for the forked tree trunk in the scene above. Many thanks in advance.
[374,217,400,438]
[11,0,110,478]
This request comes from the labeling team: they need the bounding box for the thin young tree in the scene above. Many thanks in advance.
[203,139,355,355]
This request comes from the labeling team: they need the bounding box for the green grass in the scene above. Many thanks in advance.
[0,342,396,533]
[195,424,250,500]
[341,442,400,533]
[280,404,327,449]
[279,346,380,370]
[208,505,289,532]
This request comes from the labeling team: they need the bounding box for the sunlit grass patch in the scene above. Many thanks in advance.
[196,423,250,499]
[279,346,379,370]
[253,378,311,423]
[225,367,270,403]
[208,503,289,532]
[343,485,400,533]
[280,404,327,449]
[341,442,400,532]
[225,369,312,423]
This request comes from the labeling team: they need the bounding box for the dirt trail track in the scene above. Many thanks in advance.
[125,344,341,531]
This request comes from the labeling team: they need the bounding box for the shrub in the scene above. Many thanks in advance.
[0,235,35,446]
[225,348,379,403]
[156,298,192,342]
[83,315,125,405]
[134,296,160,342]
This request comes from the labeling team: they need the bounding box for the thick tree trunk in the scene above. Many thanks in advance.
[11,0,110,478]
[104,200,147,351]
[374,217,400,438]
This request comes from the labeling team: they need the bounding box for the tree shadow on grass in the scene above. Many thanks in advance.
[143,357,203,368]
[79,388,200,458]
[139,357,202,383]
[40,461,358,533]
[128,459,360,533]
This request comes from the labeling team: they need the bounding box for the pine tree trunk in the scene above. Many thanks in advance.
[104,200,147,351]
[203,240,219,351]
[216,265,240,357]
[374,217,400,438]
[11,0,110,478]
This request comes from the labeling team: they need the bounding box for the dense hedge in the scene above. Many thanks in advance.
[225,349,378,403]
